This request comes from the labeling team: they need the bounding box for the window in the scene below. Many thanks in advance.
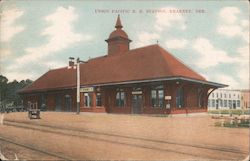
[208,99,211,107]
[40,94,46,107]
[216,93,218,98]
[219,99,223,107]
[224,94,227,98]
[229,94,231,98]
[237,100,240,107]
[224,100,227,107]
[84,93,93,107]
[212,99,215,107]
[212,93,214,98]
[228,100,232,109]
[151,85,164,108]
[96,93,102,106]
[233,100,236,109]
[176,87,184,108]
[220,93,222,98]
[116,89,125,107]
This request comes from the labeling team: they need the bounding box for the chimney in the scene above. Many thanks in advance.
[69,60,74,67]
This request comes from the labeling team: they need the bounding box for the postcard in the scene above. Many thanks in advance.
[0,0,249,160]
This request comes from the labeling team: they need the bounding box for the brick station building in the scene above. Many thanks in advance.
[19,15,227,114]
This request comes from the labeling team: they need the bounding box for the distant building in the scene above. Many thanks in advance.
[208,89,242,110]
[241,90,250,109]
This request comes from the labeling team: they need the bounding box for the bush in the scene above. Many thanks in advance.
[220,110,229,114]
[244,110,250,115]
[209,109,250,115]
[208,110,219,114]
[231,109,243,115]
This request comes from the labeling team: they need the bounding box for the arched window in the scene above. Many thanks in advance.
[176,88,184,108]
[116,89,125,107]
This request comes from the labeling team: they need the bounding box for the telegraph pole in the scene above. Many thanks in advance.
[69,57,86,115]
[76,58,80,114]
[75,57,86,115]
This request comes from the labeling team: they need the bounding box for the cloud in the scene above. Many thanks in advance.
[0,8,25,42]
[2,71,38,82]
[165,38,188,49]
[8,6,92,71]
[215,74,239,89]
[42,60,66,69]
[192,37,249,89]
[219,7,240,24]
[217,7,249,43]
[133,7,187,48]
[237,45,249,61]
[0,48,12,60]
[17,6,91,64]
[192,37,234,68]
[133,31,159,47]
[235,45,249,89]
[4,6,93,81]
[154,7,186,32]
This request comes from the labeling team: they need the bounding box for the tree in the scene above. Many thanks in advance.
[0,75,33,105]
[0,75,8,104]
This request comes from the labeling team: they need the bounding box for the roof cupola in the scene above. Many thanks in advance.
[105,15,132,56]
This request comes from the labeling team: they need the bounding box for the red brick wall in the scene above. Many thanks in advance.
[21,81,210,114]
[108,40,129,56]
[104,86,132,114]
[47,93,55,111]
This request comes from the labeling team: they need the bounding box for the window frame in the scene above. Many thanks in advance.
[116,89,126,107]
[150,85,164,108]
[176,87,184,108]
[96,92,102,107]
[224,100,227,107]
[84,93,93,108]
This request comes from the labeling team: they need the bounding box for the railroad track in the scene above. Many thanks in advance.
[2,119,249,160]
[0,135,74,160]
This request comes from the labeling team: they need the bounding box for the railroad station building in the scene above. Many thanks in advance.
[19,15,227,114]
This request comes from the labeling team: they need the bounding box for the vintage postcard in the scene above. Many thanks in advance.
[0,0,249,160]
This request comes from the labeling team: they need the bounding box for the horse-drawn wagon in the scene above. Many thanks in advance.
[28,102,40,119]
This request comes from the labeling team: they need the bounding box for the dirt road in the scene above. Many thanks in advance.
[0,112,249,160]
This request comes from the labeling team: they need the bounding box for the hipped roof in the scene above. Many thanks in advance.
[19,44,225,94]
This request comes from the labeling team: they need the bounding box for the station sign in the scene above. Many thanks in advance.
[132,91,142,95]
[165,96,171,100]
[80,87,94,93]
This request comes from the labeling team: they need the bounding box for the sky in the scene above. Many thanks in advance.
[0,0,249,89]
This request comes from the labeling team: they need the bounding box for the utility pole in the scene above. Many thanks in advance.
[76,58,80,115]
[68,57,86,115]
[76,57,86,115]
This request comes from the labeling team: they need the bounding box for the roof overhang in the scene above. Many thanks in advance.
[82,76,228,88]
[19,76,227,95]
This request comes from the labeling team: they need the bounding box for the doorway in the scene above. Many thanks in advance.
[55,95,62,111]
[65,95,72,112]
[132,95,142,114]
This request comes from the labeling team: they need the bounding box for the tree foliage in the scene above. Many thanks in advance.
[0,75,33,105]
